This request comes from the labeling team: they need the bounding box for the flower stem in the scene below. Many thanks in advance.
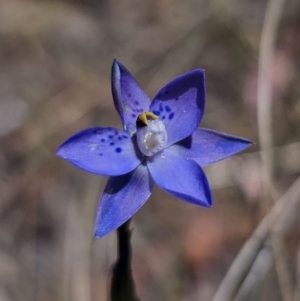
[110,219,141,301]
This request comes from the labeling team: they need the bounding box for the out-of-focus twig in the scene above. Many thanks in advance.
[231,175,300,301]
[257,0,285,194]
[257,0,293,299]
[212,176,300,301]
[233,239,274,301]
[294,245,300,301]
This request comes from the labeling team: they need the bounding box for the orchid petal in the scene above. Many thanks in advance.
[147,149,212,207]
[150,69,205,146]
[169,128,252,166]
[56,127,141,176]
[112,60,150,135]
[94,164,154,238]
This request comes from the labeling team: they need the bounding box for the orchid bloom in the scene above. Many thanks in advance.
[57,60,252,238]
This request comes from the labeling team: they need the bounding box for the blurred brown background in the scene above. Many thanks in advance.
[1,0,300,300]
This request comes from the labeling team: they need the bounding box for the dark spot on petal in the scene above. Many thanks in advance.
[165,90,169,94]
[115,147,122,153]
[152,110,160,116]
[122,135,128,139]
[159,103,164,112]
[110,142,115,146]
[128,93,131,97]
[101,138,105,142]
[139,108,143,112]
[165,105,171,112]
[162,115,166,120]
[99,153,103,156]
[132,113,136,118]
[168,112,175,120]
[118,137,123,140]
[108,135,113,139]
[134,101,139,105]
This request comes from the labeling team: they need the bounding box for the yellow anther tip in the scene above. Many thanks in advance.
[138,112,158,125]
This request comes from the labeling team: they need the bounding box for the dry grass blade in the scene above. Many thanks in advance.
[212,176,300,301]
[257,0,286,190]
[233,239,274,301]
[257,0,292,299]
[294,246,300,301]
[231,180,300,301]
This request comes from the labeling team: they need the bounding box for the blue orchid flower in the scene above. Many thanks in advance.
[57,60,252,238]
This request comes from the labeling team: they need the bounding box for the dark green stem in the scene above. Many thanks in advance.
[110,219,141,301]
